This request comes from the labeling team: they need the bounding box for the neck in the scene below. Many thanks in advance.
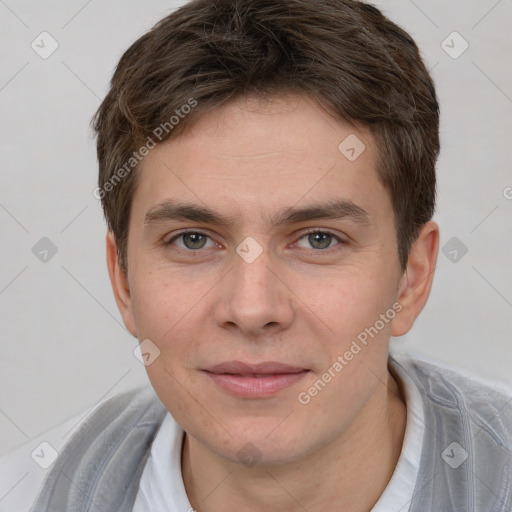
[182,369,406,512]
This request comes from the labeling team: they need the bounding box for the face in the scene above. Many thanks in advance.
[113,94,411,465]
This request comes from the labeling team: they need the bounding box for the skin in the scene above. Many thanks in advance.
[107,93,439,512]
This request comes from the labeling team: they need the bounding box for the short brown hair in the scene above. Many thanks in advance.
[92,0,439,271]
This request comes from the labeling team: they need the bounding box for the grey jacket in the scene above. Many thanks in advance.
[31,355,512,511]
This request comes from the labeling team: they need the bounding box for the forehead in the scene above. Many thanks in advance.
[131,94,392,228]
[159,93,373,162]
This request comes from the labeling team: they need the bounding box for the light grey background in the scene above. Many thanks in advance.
[1,0,511,458]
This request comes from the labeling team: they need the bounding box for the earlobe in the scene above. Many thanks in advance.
[391,221,439,337]
[106,232,137,337]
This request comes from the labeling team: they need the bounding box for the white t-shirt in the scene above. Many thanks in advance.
[132,354,425,511]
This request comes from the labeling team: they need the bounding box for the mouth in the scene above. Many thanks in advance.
[202,361,310,398]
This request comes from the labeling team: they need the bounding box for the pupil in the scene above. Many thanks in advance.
[310,233,331,249]
[184,233,206,249]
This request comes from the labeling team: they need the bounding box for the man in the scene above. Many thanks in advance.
[31,0,512,510]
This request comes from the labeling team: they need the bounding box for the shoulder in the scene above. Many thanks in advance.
[55,383,167,455]
[78,383,166,432]
[31,384,168,512]
[392,351,512,420]
[390,350,512,510]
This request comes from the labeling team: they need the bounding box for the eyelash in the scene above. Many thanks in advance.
[164,228,345,254]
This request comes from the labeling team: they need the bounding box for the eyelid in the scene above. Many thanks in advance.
[293,228,345,250]
[299,227,344,239]
[165,229,218,248]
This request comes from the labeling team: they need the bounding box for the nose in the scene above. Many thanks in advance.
[213,246,295,339]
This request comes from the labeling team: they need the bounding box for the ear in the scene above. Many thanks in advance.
[106,231,137,337]
[391,221,439,336]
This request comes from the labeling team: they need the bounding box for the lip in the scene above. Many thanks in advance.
[206,361,307,375]
[202,361,309,398]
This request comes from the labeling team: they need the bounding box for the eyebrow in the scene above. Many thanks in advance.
[144,198,371,229]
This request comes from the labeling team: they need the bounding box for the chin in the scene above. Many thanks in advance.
[206,421,312,467]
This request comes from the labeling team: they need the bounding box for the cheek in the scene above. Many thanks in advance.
[310,268,395,340]
[130,271,207,353]
[131,272,212,411]
[296,277,395,428]
[302,270,397,408]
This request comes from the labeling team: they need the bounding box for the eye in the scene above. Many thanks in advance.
[164,229,345,254]
[295,230,343,250]
[166,231,216,251]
